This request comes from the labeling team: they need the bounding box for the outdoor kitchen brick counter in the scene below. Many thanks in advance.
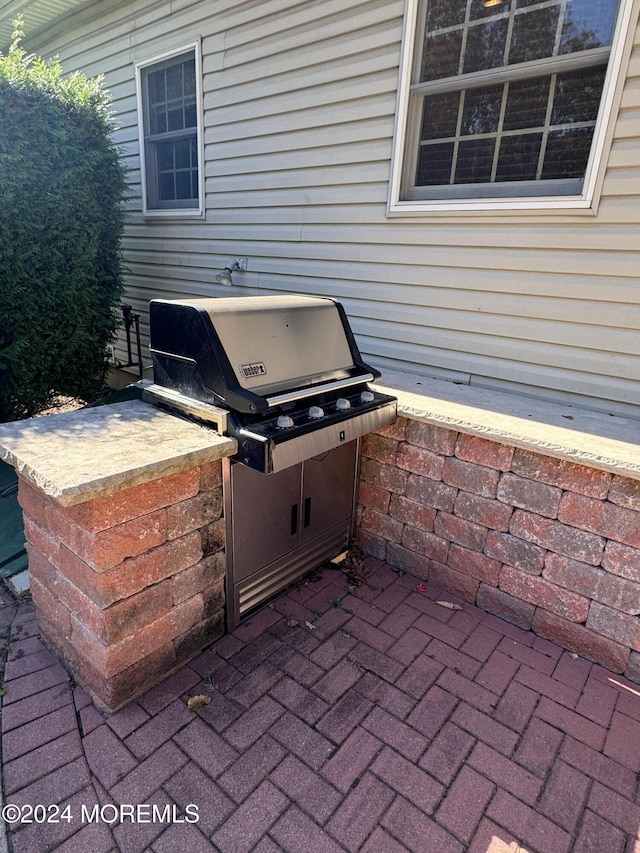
[0,400,236,712]
[2,377,640,712]
[358,372,640,684]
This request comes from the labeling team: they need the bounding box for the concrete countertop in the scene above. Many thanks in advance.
[374,371,640,482]
[0,400,236,505]
[1,375,637,506]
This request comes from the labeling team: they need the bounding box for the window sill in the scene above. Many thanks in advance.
[142,207,204,219]
[386,195,597,217]
[141,208,206,222]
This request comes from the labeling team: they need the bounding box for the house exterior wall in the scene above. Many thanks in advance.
[29,0,640,417]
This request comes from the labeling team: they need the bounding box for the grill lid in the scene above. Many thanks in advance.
[149,295,380,414]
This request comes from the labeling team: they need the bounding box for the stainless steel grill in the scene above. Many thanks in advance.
[143,293,397,626]
[144,294,396,473]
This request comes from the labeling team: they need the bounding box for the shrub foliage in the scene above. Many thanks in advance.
[0,23,127,421]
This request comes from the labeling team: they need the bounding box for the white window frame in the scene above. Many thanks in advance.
[388,0,639,216]
[135,41,205,219]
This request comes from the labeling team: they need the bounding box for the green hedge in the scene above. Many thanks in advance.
[0,23,127,422]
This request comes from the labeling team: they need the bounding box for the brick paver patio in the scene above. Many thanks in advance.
[1,560,639,852]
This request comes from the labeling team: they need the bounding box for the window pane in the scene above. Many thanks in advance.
[175,171,192,199]
[158,142,174,171]
[166,64,183,100]
[145,56,196,134]
[551,66,606,124]
[542,126,595,178]
[560,0,620,53]
[155,138,198,201]
[159,172,175,201]
[184,58,196,93]
[184,99,197,129]
[496,133,542,180]
[149,104,166,135]
[504,76,550,130]
[509,6,561,64]
[191,145,199,198]
[416,141,454,185]
[147,70,165,106]
[175,138,191,169]
[463,19,508,73]
[421,91,460,139]
[167,104,184,132]
[421,30,463,80]
[425,0,466,30]
[455,137,496,183]
[470,0,513,21]
[461,85,502,135]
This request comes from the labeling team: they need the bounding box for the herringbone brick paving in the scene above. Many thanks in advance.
[1,560,639,852]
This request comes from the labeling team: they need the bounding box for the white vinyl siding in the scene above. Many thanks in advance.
[30,0,640,418]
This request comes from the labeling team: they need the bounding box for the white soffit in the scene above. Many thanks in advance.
[0,0,91,52]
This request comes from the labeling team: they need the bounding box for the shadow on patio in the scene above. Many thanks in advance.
[1,560,639,852]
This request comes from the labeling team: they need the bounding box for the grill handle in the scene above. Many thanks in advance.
[265,373,375,407]
[290,503,299,536]
[303,497,312,529]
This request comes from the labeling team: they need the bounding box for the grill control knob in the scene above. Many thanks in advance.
[360,390,375,403]
[336,397,351,410]
[276,415,294,429]
[308,405,324,419]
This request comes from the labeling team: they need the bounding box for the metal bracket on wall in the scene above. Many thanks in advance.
[122,304,144,378]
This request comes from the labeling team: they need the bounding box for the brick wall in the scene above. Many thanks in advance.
[18,461,226,712]
[355,417,640,684]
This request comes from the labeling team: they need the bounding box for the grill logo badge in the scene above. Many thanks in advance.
[240,361,267,379]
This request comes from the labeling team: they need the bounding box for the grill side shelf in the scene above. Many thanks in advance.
[142,384,229,433]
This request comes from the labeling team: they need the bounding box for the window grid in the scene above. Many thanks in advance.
[147,60,196,139]
[489,84,510,181]
[422,0,581,81]
[537,74,557,178]
[410,0,618,195]
[501,4,517,68]
[418,72,600,187]
[157,137,198,202]
[451,88,465,184]
[138,49,200,213]
[457,3,472,77]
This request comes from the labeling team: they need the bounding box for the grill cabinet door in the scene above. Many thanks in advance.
[226,439,359,628]
[300,441,357,544]
[230,461,302,581]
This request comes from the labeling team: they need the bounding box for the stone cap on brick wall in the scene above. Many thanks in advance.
[0,400,236,506]
[373,371,640,482]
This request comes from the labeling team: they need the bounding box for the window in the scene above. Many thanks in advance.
[390,0,635,212]
[136,45,203,216]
